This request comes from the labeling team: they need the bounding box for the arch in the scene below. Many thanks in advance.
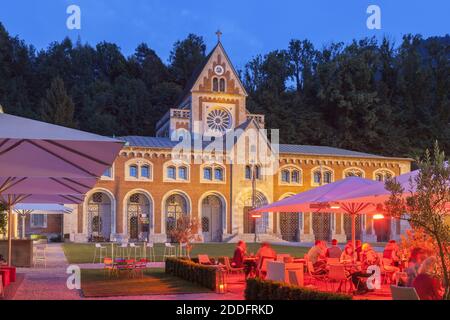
[83,188,116,241]
[161,190,192,241]
[199,191,227,242]
[124,158,154,181]
[343,167,366,179]
[278,164,303,185]
[163,160,191,182]
[311,166,335,186]
[238,189,270,234]
[200,162,226,183]
[373,168,395,181]
[277,192,302,242]
[122,189,154,241]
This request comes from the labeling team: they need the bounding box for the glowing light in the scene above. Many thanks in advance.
[251,214,262,219]
[330,205,341,210]
[373,214,385,220]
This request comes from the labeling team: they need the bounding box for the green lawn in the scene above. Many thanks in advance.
[81,268,209,297]
[63,242,309,264]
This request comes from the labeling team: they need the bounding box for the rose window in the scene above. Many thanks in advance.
[206,108,232,132]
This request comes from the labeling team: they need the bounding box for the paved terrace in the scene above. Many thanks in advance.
[11,243,391,300]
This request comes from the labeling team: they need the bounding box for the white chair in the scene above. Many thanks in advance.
[119,243,129,259]
[145,242,156,262]
[288,269,304,287]
[93,243,107,263]
[129,243,141,260]
[267,261,286,282]
[390,285,420,300]
[163,243,176,260]
[178,243,189,258]
[34,245,47,268]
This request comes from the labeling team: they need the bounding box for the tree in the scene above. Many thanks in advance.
[385,142,450,299]
[0,203,6,238]
[168,216,201,258]
[40,77,76,127]
[169,34,206,88]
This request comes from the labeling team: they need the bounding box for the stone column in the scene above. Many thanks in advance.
[300,212,315,242]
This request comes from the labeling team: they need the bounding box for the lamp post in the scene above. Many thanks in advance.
[250,160,260,243]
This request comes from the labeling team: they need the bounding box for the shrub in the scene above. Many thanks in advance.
[245,278,352,300]
[165,257,218,290]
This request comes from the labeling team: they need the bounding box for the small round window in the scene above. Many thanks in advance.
[206,108,232,132]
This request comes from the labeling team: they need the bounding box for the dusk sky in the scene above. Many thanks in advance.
[0,0,448,69]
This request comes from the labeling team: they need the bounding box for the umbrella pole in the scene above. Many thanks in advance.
[7,200,13,267]
[351,213,356,253]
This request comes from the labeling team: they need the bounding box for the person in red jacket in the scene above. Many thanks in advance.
[413,256,443,300]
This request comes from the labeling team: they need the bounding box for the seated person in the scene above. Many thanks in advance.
[232,240,247,268]
[355,240,363,261]
[307,240,327,272]
[326,239,342,259]
[406,247,427,287]
[340,245,355,264]
[383,240,401,266]
[413,256,443,300]
[350,243,381,295]
[256,242,276,268]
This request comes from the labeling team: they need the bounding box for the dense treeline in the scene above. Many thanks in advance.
[0,22,448,158]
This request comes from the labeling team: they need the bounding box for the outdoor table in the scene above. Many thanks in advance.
[0,266,16,282]
[0,269,11,287]
[243,257,257,277]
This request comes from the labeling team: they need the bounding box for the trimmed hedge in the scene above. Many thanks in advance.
[245,278,352,300]
[165,257,218,291]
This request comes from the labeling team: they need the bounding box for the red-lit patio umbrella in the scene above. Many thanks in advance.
[251,177,382,249]
[0,111,123,266]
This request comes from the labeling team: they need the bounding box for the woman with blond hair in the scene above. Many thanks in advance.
[413,256,443,300]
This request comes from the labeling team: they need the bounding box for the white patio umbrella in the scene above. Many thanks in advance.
[13,204,73,239]
[0,110,123,265]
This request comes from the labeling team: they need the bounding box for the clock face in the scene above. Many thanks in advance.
[214,65,224,76]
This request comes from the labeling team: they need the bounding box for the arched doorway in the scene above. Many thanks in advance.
[87,192,112,241]
[343,214,363,241]
[312,212,332,242]
[165,193,189,243]
[243,191,269,234]
[127,193,152,241]
[280,213,302,242]
[201,195,224,242]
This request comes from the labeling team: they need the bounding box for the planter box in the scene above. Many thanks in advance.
[0,240,34,267]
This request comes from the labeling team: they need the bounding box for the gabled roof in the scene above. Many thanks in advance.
[175,41,248,106]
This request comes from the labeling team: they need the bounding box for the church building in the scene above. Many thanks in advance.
[58,36,413,244]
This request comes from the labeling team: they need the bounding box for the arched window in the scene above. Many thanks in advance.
[245,165,252,180]
[291,170,300,183]
[219,78,226,92]
[344,168,364,178]
[323,171,332,184]
[313,171,322,184]
[255,165,262,180]
[212,77,219,92]
[102,167,112,178]
[129,165,138,178]
[203,167,212,180]
[167,166,176,180]
[281,170,290,183]
[178,166,188,180]
[313,169,333,185]
[141,165,150,179]
[214,168,223,181]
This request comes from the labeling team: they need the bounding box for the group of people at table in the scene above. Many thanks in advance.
[229,239,444,299]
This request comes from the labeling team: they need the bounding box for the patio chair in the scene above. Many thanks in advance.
[198,254,212,265]
[223,257,245,275]
[34,244,47,268]
[257,256,275,279]
[288,269,304,287]
[305,260,328,289]
[276,254,291,263]
[119,242,129,259]
[134,259,148,278]
[266,261,286,282]
[93,243,107,263]
[103,257,115,278]
[327,264,351,293]
[129,243,141,260]
[381,258,399,284]
[163,243,176,260]
[145,242,156,262]
[178,243,189,258]
[390,285,420,300]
